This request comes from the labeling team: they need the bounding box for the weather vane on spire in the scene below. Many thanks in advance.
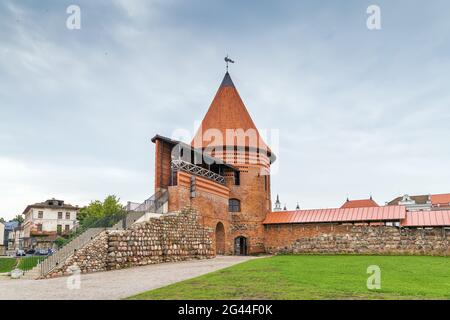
[224,55,235,72]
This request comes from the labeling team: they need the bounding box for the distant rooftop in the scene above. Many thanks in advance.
[341,198,379,209]
[387,193,450,206]
[22,198,79,215]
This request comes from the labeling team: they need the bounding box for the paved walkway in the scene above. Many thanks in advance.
[0,256,254,300]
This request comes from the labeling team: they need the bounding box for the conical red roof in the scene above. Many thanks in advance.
[191,72,271,155]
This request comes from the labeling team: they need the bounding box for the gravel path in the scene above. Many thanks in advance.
[0,256,254,300]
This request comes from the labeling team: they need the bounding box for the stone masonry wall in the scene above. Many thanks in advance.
[46,231,109,278]
[45,209,214,278]
[265,224,450,256]
[107,209,214,269]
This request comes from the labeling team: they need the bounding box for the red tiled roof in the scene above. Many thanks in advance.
[340,199,379,209]
[431,193,450,205]
[401,210,450,227]
[263,206,406,225]
[191,72,271,155]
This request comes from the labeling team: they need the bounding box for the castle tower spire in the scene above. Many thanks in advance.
[191,71,273,165]
[190,69,274,254]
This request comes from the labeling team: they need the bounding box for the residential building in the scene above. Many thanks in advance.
[387,193,450,212]
[3,221,20,252]
[22,199,79,249]
[0,222,4,255]
[9,225,24,253]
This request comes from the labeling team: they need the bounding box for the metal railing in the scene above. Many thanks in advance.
[37,227,104,277]
[27,190,170,278]
[18,256,46,272]
[171,159,225,185]
[27,212,127,278]
[131,189,168,213]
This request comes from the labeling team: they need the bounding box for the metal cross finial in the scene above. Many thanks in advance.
[224,55,235,72]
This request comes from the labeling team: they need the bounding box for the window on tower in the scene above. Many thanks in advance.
[234,171,240,185]
[229,199,241,212]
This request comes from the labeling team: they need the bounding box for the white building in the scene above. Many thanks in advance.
[0,222,5,255]
[9,226,24,252]
[273,195,282,212]
[387,193,450,212]
[22,199,79,249]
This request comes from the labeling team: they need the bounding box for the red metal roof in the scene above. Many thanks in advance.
[263,206,406,225]
[401,210,450,227]
[340,199,379,209]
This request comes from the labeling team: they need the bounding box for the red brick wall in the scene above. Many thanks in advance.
[154,140,172,191]
[227,165,271,254]
[167,173,233,255]
[154,140,273,255]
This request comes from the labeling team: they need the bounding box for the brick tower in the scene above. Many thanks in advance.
[192,72,275,254]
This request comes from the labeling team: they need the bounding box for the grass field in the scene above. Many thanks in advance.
[0,256,44,273]
[0,258,17,273]
[17,256,45,271]
[129,255,450,300]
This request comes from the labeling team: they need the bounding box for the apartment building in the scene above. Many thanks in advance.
[22,199,79,249]
[0,222,4,255]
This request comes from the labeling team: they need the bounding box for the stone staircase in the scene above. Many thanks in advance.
[23,189,168,280]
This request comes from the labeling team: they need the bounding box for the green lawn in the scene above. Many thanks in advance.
[129,255,450,300]
[0,258,17,273]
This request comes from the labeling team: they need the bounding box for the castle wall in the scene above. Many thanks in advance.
[45,210,214,278]
[154,139,173,191]
[264,223,450,256]
[107,210,214,270]
[168,171,233,254]
[227,165,271,254]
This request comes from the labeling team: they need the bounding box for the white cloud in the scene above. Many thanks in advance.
[0,157,152,220]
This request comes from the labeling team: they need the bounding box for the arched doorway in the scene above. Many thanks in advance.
[215,222,225,255]
[234,236,248,255]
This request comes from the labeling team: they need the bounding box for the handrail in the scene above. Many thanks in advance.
[29,190,170,278]
[132,189,168,213]
[28,212,127,278]
[37,227,104,277]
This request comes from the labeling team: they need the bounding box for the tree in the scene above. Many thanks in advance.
[78,195,124,227]
[0,217,5,223]
[54,236,66,248]
[12,215,24,224]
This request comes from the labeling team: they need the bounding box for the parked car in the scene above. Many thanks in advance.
[36,249,48,256]
[16,249,26,257]
[26,249,36,255]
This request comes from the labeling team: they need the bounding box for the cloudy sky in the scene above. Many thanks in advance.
[1,0,449,220]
